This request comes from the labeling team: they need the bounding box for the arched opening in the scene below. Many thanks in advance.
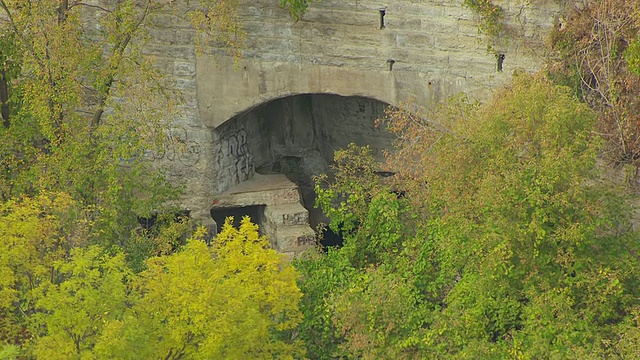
[210,94,394,250]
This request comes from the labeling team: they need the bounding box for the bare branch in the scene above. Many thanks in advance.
[70,1,112,13]
[406,112,463,139]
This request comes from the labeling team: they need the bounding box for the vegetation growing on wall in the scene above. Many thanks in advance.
[280,0,318,21]
[463,0,505,52]
[464,0,504,38]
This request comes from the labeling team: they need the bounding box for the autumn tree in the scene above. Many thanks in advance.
[0,0,245,351]
[548,0,640,172]
[388,73,640,358]
[296,74,640,358]
[0,193,84,346]
[28,246,131,359]
[98,218,304,359]
[2,218,304,358]
[0,0,247,239]
[0,206,304,360]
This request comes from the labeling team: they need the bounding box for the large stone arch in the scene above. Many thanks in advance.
[197,56,406,129]
[208,92,394,254]
[134,0,564,253]
[209,92,394,194]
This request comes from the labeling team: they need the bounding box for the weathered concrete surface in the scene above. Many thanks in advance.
[210,94,392,193]
[211,174,315,254]
[212,173,302,207]
[86,0,565,248]
[198,58,399,128]
[197,0,562,129]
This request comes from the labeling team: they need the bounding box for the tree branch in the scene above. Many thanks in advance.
[0,0,44,66]
[0,68,9,128]
[91,0,151,129]
[69,1,112,13]
[58,0,69,24]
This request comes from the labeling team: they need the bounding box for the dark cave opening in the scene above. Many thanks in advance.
[318,226,346,249]
[210,205,266,236]
[137,209,192,231]
[212,93,394,249]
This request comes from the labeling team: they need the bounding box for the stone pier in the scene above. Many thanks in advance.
[210,174,316,255]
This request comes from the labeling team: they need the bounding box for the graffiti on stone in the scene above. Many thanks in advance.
[296,235,315,247]
[213,142,224,168]
[212,127,255,187]
[225,129,253,184]
[177,141,200,166]
[142,126,201,167]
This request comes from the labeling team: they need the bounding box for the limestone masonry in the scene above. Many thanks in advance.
[101,0,564,254]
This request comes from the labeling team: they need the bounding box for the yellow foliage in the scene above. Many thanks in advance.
[97,217,304,359]
[0,192,84,343]
[29,246,130,359]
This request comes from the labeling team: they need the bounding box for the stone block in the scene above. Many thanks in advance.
[174,61,196,77]
[174,78,196,92]
[264,204,310,226]
[273,225,316,252]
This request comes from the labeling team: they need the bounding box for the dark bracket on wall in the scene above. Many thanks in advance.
[496,53,505,72]
[387,59,396,71]
[379,8,386,29]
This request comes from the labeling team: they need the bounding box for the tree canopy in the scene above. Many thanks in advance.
[1,216,304,358]
[1,0,640,358]
[0,0,244,353]
[295,74,640,359]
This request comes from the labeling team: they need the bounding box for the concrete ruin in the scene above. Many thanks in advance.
[92,0,564,253]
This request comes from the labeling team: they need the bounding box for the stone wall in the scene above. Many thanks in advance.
[85,0,565,233]
[192,0,562,223]
[197,0,562,127]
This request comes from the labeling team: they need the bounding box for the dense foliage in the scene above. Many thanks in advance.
[549,0,640,172]
[0,0,249,259]
[1,214,303,358]
[295,74,640,358]
[1,0,640,359]
[0,0,264,355]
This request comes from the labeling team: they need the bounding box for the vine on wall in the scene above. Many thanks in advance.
[464,0,505,52]
[464,0,504,37]
[280,0,317,21]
